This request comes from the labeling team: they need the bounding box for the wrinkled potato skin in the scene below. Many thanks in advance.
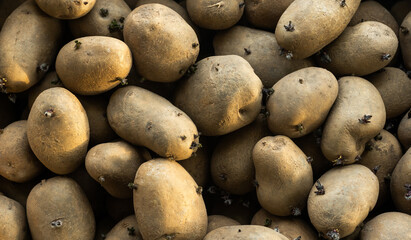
[27,71,64,109]
[133,159,208,240]
[397,109,411,148]
[0,0,63,93]
[0,195,28,240]
[105,215,143,240]
[27,87,90,175]
[267,67,338,138]
[35,0,96,19]
[204,225,289,240]
[107,86,199,160]
[245,0,294,30]
[207,215,240,233]
[361,212,411,240]
[253,135,313,216]
[400,12,411,69]
[321,77,386,164]
[26,177,95,240]
[390,148,411,214]
[124,4,199,82]
[174,55,263,136]
[56,36,132,95]
[307,164,379,238]
[275,0,361,59]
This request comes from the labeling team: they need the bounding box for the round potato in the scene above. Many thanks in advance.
[27,71,64,110]
[27,87,89,175]
[204,225,288,240]
[400,11,411,69]
[390,147,411,214]
[244,0,294,30]
[360,212,411,240]
[207,215,240,233]
[56,36,132,95]
[105,215,142,240]
[0,195,28,240]
[397,109,411,148]
[34,0,96,19]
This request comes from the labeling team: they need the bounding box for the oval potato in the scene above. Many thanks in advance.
[244,0,294,30]
[105,215,142,240]
[207,215,240,233]
[204,225,288,240]
[360,212,411,240]
[34,0,96,19]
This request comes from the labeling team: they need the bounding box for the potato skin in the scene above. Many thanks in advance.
[0,195,28,240]
[245,0,294,30]
[390,147,411,214]
[124,4,199,82]
[391,0,411,24]
[207,215,240,233]
[360,212,411,240]
[179,147,210,187]
[400,12,411,69]
[107,86,199,160]
[35,0,96,19]
[133,159,207,240]
[307,164,379,239]
[27,87,90,175]
[321,76,386,165]
[275,0,361,59]
[27,71,64,109]
[56,36,132,95]
[204,225,289,240]
[0,0,63,93]
[105,215,142,240]
[26,177,95,240]
[397,109,411,148]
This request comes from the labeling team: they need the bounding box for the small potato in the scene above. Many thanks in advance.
[400,11,411,69]
[105,215,142,240]
[34,0,96,19]
[307,164,379,239]
[27,71,64,110]
[244,0,294,30]
[204,225,288,240]
[253,135,313,216]
[360,212,411,239]
[321,76,386,165]
[397,109,411,148]
[56,36,132,95]
[207,215,240,233]
[27,177,95,240]
[174,55,263,136]
[390,147,411,214]
[179,147,210,187]
[0,195,28,240]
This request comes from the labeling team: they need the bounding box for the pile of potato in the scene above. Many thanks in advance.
[1,0,411,239]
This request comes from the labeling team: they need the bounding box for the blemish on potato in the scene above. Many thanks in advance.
[44,109,55,118]
[284,21,295,32]
[99,8,109,18]
[127,226,136,236]
[263,218,272,227]
[244,47,251,55]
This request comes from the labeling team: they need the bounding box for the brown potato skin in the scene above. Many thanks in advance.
[204,225,289,240]
[0,120,44,183]
[400,12,411,69]
[124,4,199,82]
[26,177,95,240]
[207,215,240,233]
[213,26,314,87]
[275,0,361,59]
[253,135,313,216]
[321,76,386,165]
[397,109,411,148]
[266,67,338,138]
[179,147,210,187]
[245,0,294,30]
[360,212,411,239]
[174,55,263,136]
[27,87,90,175]
[27,71,64,109]
[0,195,28,240]
[133,159,208,240]
[390,147,411,214]
[56,36,132,95]
[35,0,96,19]
[105,215,143,240]
[0,0,63,93]
[0,0,25,29]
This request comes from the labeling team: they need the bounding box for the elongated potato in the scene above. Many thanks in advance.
[204,225,288,240]
[35,0,96,19]
[107,86,199,160]
[397,109,411,148]
[0,195,28,240]
[27,87,89,175]
[245,0,294,30]
[400,11,411,69]
[0,0,63,93]
[56,36,132,95]
[275,0,361,59]
[390,147,411,214]
[133,159,207,240]
[307,164,379,239]
[360,212,411,240]
[321,76,386,165]
[105,215,142,240]
[207,215,240,233]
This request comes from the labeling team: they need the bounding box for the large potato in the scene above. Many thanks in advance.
[27,87,89,175]
[275,0,361,59]
[0,195,28,240]
[133,159,208,240]
[105,215,142,240]
[204,225,288,240]
[400,11,411,69]
[0,0,63,93]
[360,212,411,239]
[244,0,294,30]
[397,109,411,148]
[34,0,96,19]
[124,4,199,82]
[321,76,386,165]
[390,147,411,214]
[174,55,263,136]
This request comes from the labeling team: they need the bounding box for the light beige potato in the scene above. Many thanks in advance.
[360,212,411,240]
[245,0,294,30]
[253,135,313,216]
[124,4,199,82]
[179,147,210,187]
[390,147,411,214]
[391,0,411,24]
[0,0,63,93]
[307,164,379,239]
[275,0,361,59]
[204,225,288,240]
[56,36,132,95]
[0,120,44,183]
[105,215,142,240]
[34,0,96,19]
[397,109,411,148]
[107,86,199,160]
[321,76,386,165]
[27,177,95,240]
[133,159,208,240]
[27,71,64,109]
[207,215,240,233]
[0,195,28,240]
[213,26,314,87]
[27,87,89,175]
[400,11,411,69]
[266,67,338,138]
[174,55,263,136]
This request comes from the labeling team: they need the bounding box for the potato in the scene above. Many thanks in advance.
[251,208,317,240]
[105,215,142,240]
[397,109,411,148]
[124,4,199,82]
[0,0,63,93]
[0,120,44,183]
[0,0,25,29]
[85,140,146,199]
[34,0,96,19]
[266,67,338,138]
[244,0,294,30]
[321,76,386,165]
[174,55,263,136]
[253,135,313,216]
[213,26,314,87]
[133,159,207,240]
[366,67,411,119]
[307,164,379,239]
[186,0,244,30]
[56,36,132,95]
[400,11,411,69]
[107,86,199,160]
[275,0,361,59]
[207,215,240,233]
[390,147,411,214]
[391,0,411,24]
[27,87,89,175]
[27,71,64,109]
[179,147,210,187]
[204,225,288,240]
[0,195,28,240]
[360,212,411,239]
[27,177,95,240]
[209,195,259,225]
[69,0,131,39]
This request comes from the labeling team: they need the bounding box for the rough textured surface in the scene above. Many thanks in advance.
[361,212,411,239]
[105,215,142,240]
[245,0,294,30]
[0,195,28,240]
[207,215,240,233]
[35,0,96,19]
[390,147,411,214]
[204,225,289,240]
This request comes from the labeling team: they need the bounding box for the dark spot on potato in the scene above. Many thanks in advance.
[84,1,88,5]
[180,135,186,140]
[244,48,251,55]
[298,79,303,84]
[219,173,227,181]
[238,229,241,232]
[192,43,199,48]
[239,2,245,8]
[292,207,301,216]
[273,226,279,232]
[99,8,109,17]
[74,0,81,5]
[264,218,272,227]
[333,155,345,165]
[44,109,55,118]
[326,229,340,240]
[37,63,50,73]
[74,40,81,50]
[400,26,409,34]
[372,165,381,174]
[50,219,63,228]
[127,227,136,236]
[307,156,313,163]
[381,53,391,61]
[296,123,304,134]
[196,186,203,194]
[358,114,372,124]
[194,134,199,139]
[284,21,295,32]
[146,122,152,130]
[239,108,246,114]
[314,180,325,195]
[340,0,346,7]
